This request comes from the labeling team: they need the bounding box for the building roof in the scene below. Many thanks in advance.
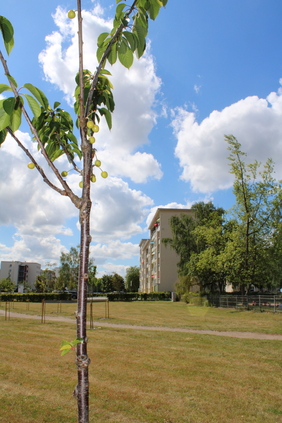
[148,208,192,230]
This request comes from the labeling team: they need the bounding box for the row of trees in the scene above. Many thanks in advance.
[164,136,282,296]
[33,246,140,293]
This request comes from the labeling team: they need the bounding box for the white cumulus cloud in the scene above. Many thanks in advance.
[38,6,163,184]
[172,84,282,193]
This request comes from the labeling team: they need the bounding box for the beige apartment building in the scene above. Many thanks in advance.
[0,261,42,291]
[139,208,194,293]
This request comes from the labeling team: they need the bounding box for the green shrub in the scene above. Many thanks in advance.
[0,292,72,302]
[104,292,171,301]
[183,292,207,306]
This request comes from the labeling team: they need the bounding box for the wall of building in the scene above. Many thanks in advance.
[0,261,42,290]
[139,208,194,293]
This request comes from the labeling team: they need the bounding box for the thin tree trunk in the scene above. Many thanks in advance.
[76,202,91,423]
[75,1,92,421]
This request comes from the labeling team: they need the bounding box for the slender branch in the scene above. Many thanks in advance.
[0,50,82,209]
[85,0,138,117]
[6,128,68,196]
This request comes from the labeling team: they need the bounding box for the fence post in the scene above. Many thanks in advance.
[90,300,93,329]
[41,299,46,324]
[5,302,10,320]
[274,295,276,313]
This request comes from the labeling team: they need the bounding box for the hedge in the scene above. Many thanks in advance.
[0,291,172,302]
[0,292,72,302]
[90,292,172,301]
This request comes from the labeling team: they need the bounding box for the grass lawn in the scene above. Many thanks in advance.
[1,309,282,422]
[2,299,282,334]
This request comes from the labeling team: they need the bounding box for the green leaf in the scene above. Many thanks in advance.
[100,69,112,76]
[123,32,137,51]
[23,83,49,109]
[0,16,14,55]
[0,84,12,95]
[54,101,61,109]
[118,41,134,69]
[3,97,15,115]
[97,32,110,48]
[148,0,161,20]
[23,94,42,118]
[116,0,123,3]
[133,22,147,57]
[0,111,10,131]
[0,129,8,145]
[115,3,127,20]
[60,344,72,351]
[0,99,10,131]
[97,45,107,63]
[107,42,117,65]
[60,347,72,356]
[99,107,112,130]
[67,132,79,145]
[6,74,17,88]
[10,107,22,132]
[50,148,64,161]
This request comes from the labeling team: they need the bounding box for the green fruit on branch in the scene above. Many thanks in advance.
[61,171,68,177]
[90,174,96,183]
[92,124,99,133]
[87,120,95,129]
[101,171,108,178]
[68,10,76,19]
[79,181,83,188]
[89,136,96,144]
[95,159,101,167]
[27,163,35,169]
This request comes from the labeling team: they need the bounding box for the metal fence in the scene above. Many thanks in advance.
[208,295,282,312]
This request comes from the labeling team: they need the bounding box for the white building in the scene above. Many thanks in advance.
[0,261,42,290]
[139,208,194,293]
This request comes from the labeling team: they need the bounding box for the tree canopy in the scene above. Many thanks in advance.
[125,266,140,291]
[164,137,282,295]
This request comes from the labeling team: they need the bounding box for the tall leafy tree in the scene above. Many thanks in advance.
[125,265,140,291]
[35,268,57,292]
[100,274,114,292]
[0,277,15,292]
[223,135,282,290]
[0,1,168,422]
[58,247,80,290]
[112,272,125,291]
[187,210,228,294]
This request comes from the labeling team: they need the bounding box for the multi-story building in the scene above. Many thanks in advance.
[139,208,194,293]
[0,261,42,290]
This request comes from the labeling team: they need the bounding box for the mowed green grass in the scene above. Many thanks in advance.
[0,313,282,422]
[2,300,282,334]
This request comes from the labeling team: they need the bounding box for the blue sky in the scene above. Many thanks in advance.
[1,0,282,277]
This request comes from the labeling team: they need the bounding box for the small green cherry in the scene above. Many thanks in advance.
[27,163,35,169]
[68,10,76,19]
[89,136,96,144]
[95,159,101,167]
[92,124,99,133]
[61,171,68,177]
[79,181,83,188]
[90,174,96,183]
[101,171,108,178]
[87,120,95,129]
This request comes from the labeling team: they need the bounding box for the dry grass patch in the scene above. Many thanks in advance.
[2,300,282,334]
[0,318,282,422]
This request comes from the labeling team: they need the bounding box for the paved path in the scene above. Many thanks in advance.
[1,310,282,341]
